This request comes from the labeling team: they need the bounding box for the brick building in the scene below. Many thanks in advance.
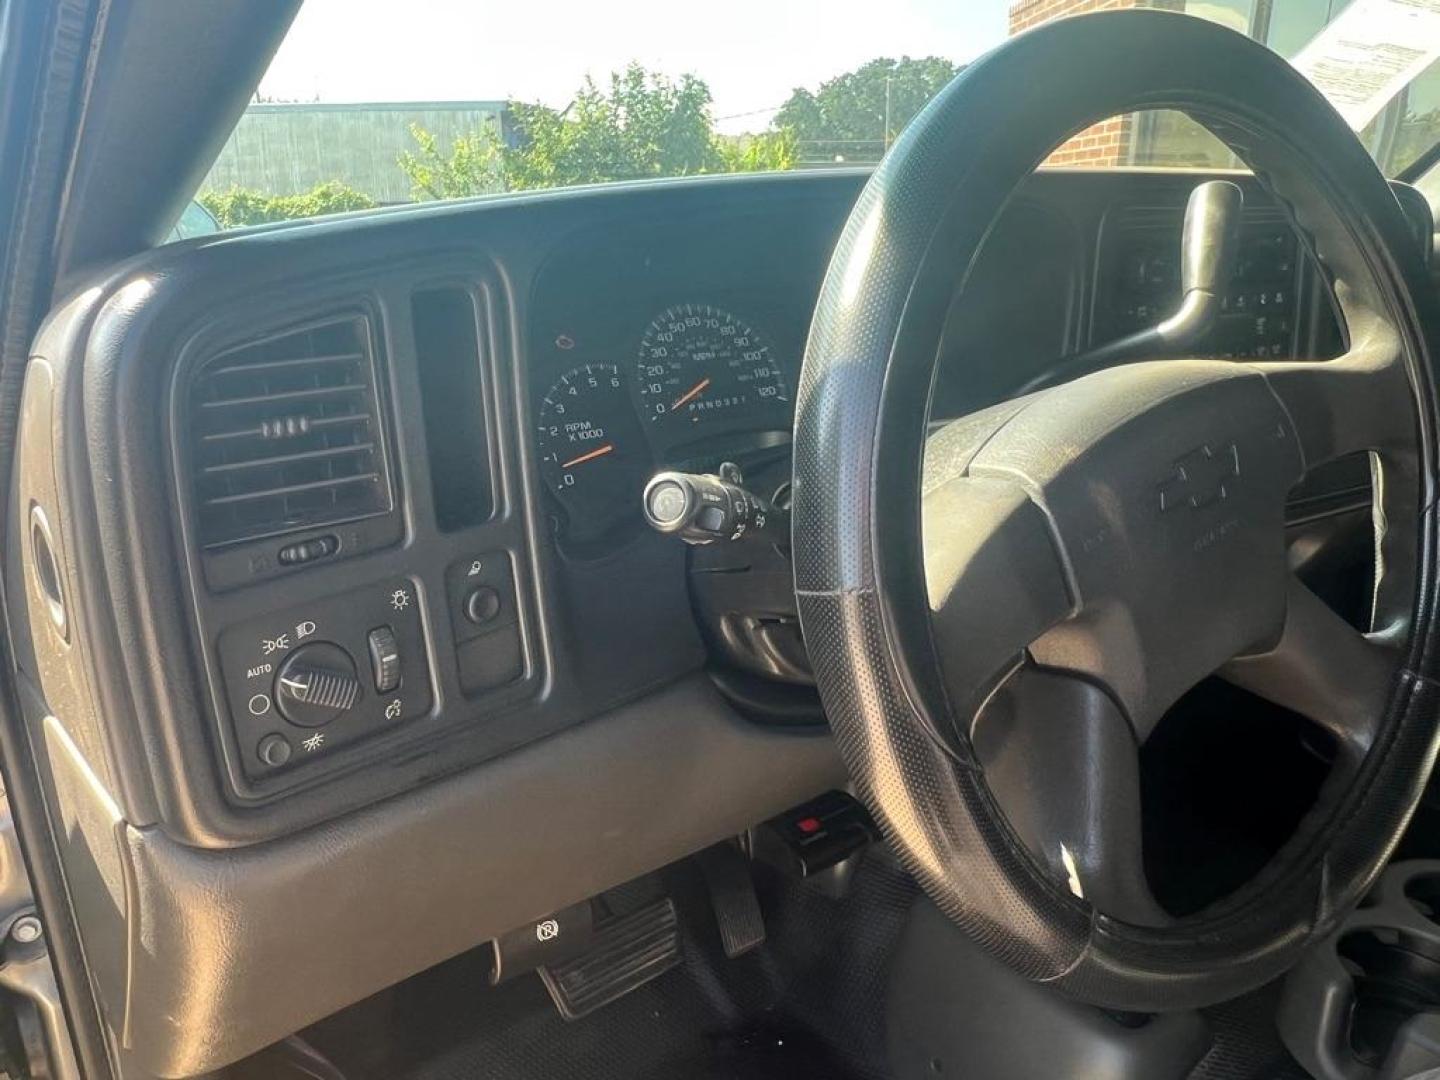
[1010,0,1362,168]
[1010,0,1195,166]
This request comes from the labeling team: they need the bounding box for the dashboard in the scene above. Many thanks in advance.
[521,170,1349,564]
[7,165,1381,1075]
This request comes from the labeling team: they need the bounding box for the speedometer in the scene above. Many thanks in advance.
[635,304,789,432]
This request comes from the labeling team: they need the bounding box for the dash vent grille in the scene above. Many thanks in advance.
[188,315,393,549]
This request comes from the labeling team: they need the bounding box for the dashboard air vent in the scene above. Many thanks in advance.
[188,315,393,549]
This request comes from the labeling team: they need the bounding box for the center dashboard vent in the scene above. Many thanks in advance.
[187,314,394,549]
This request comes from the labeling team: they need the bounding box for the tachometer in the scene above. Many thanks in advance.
[537,363,650,544]
[635,304,788,432]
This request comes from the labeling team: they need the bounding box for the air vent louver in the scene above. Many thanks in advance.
[188,315,392,549]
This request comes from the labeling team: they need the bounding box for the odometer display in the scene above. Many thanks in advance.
[635,304,788,432]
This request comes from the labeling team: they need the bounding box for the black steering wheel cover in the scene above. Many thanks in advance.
[793,10,1440,1010]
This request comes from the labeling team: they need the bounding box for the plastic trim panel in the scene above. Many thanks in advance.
[43,673,843,1077]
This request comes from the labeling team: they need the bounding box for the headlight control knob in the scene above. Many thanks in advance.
[274,642,361,728]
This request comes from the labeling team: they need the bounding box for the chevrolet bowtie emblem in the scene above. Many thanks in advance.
[1158,442,1239,512]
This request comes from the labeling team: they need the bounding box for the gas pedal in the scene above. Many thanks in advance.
[697,842,766,959]
[538,896,680,1020]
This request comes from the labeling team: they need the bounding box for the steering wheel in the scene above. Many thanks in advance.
[793,10,1440,1011]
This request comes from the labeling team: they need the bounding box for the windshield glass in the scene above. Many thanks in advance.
[183,0,1440,235]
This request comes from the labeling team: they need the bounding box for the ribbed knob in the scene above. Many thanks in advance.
[274,642,361,728]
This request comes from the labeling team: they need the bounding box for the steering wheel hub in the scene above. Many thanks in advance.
[929,361,1303,743]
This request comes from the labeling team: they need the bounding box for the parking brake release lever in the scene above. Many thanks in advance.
[643,463,789,548]
[1018,179,1244,394]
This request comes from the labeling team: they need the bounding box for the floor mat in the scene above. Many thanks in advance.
[267,849,1312,1080]
[1192,982,1313,1080]
[295,852,917,1080]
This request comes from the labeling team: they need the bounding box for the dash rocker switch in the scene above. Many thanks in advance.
[367,625,401,693]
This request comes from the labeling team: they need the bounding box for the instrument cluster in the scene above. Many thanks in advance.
[534,301,794,550]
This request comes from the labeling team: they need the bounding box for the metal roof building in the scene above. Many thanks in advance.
[202,101,508,204]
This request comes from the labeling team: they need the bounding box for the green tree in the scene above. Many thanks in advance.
[713,129,799,173]
[199,181,375,228]
[398,62,802,198]
[509,66,714,188]
[395,124,507,200]
[774,56,960,163]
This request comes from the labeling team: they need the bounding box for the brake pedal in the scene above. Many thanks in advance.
[698,842,766,958]
[539,896,680,1020]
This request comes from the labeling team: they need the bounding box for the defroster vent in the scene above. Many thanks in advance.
[188,315,393,549]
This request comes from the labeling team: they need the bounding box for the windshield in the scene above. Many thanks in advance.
[184,0,1440,235]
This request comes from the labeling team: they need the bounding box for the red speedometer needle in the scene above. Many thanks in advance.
[560,442,615,469]
[669,376,711,412]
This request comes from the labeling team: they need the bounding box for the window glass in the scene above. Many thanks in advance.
[1190,0,1255,34]
[1369,60,1440,176]
[178,0,1440,235]
[1265,0,1347,58]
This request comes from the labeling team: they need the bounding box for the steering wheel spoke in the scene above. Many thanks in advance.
[1221,577,1399,765]
[1254,330,1409,469]
[923,468,1074,722]
[1256,334,1420,636]
[975,666,1167,926]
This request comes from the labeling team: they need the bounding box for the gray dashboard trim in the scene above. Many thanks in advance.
[44,672,843,1077]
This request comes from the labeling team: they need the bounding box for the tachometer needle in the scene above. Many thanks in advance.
[560,442,615,469]
[669,376,711,412]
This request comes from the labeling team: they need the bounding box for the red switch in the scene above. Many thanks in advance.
[796,816,822,836]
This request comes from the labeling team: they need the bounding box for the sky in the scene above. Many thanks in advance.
[258,0,1013,134]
